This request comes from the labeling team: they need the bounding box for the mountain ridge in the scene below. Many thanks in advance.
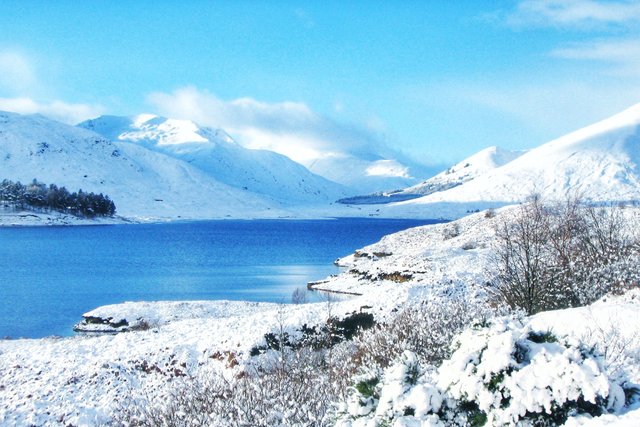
[382,103,640,216]
[0,111,294,220]
[79,114,348,205]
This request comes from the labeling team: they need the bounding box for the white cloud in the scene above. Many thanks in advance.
[0,51,37,94]
[552,38,640,75]
[506,0,640,28]
[365,160,411,178]
[0,97,105,124]
[147,86,392,165]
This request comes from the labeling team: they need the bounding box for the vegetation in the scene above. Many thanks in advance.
[492,195,639,314]
[112,197,640,426]
[0,178,116,218]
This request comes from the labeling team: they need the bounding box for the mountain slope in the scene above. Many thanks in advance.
[78,115,348,205]
[0,111,289,219]
[338,146,524,204]
[386,103,640,214]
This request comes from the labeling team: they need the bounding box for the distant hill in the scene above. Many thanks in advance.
[382,103,640,217]
[338,146,524,205]
[0,111,294,220]
[78,114,348,205]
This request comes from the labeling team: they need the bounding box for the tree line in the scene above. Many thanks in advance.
[0,178,116,218]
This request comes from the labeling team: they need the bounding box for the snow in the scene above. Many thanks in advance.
[385,103,640,214]
[79,114,349,206]
[0,285,412,425]
[0,111,298,221]
[2,204,640,424]
[3,104,640,424]
[396,146,525,197]
[365,160,411,178]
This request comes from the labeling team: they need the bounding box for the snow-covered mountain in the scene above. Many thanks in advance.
[338,146,524,204]
[0,111,293,219]
[397,146,525,196]
[384,103,640,216]
[78,114,348,205]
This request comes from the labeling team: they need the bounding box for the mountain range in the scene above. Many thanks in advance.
[2,102,640,221]
[401,103,640,207]
[78,114,348,206]
[0,111,344,219]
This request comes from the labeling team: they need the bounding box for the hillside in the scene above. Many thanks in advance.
[2,205,639,425]
[0,111,290,220]
[78,114,349,205]
[385,103,640,216]
[338,146,524,205]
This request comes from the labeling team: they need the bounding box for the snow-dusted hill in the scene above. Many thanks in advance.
[0,111,291,220]
[387,103,640,215]
[398,145,525,196]
[78,114,349,205]
[339,146,524,204]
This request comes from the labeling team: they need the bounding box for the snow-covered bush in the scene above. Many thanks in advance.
[352,297,492,370]
[335,318,625,427]
[118,345,349,426]
[438,318,624,426]
[335,351,443,427]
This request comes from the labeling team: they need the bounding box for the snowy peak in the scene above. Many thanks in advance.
[399,145,525,196]
[80,114,234,147]
[337,145,524,205]
[79,115,348,205]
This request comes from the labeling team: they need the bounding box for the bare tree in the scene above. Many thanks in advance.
[492,195,640,315]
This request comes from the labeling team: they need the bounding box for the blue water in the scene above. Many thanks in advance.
[0,218,440,339]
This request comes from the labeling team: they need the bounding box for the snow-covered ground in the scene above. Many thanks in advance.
[2,206,638,425]
[0,207,131,227]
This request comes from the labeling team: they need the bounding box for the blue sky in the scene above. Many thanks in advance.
[1,0,640,168]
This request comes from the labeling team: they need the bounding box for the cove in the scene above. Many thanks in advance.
[0,218,442,339]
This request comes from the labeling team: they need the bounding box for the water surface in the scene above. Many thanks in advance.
[0,218,440,338]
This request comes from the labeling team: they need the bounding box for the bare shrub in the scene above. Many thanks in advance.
[492,195,556,315]
[581,311,640,383]
[291,287,308,304]
[442,223,460,240]
[115,339,359,427]
[492,196,640,314]
[461,241,477,250]
[351,296,493,369]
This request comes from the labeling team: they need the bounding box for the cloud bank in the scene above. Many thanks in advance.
[0,97,105,125]
[0,49,105,124]
[147,87,394,166]
[507,0,640,28]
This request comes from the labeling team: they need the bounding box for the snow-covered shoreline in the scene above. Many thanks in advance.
[2,206,640,425]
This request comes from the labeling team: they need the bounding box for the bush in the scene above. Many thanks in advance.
[118,344,354,426]
[438,318,623,426]
[335,352,443,427]
[492,196,640,314]
[335,318,625,427]
[351,297,488,370]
